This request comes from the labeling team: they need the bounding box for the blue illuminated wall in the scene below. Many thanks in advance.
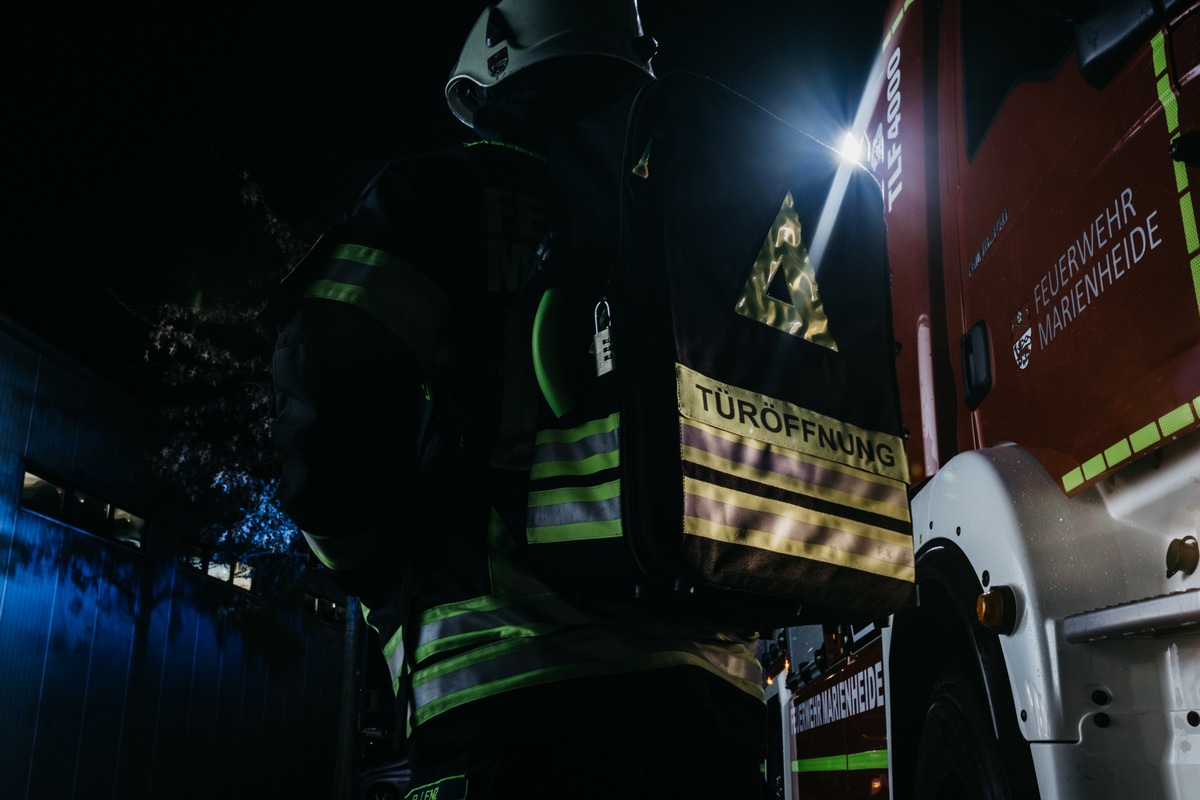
[0,316,344,800]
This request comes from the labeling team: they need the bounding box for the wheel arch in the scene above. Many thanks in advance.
[888,539,1040,799]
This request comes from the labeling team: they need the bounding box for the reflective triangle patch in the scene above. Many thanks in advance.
[733,192,838,350]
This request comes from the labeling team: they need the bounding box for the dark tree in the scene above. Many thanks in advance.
[144,174,310,601]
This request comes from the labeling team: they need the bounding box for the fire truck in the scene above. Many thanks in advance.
[766,1,1200,798]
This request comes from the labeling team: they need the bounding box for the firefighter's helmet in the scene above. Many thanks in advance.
[445,0,657,129]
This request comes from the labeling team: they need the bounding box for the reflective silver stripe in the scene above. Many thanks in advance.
[303,244,453,372]
[409,621,762,725]
[527,414,623,543]
[529,414,620,477]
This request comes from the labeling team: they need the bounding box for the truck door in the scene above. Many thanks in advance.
[948,1,1200,495]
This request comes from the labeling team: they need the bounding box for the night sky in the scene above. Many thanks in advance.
[6,2,886,403]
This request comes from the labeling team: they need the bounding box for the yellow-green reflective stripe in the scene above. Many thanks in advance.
[418,590,563,625]
[527,478,622,543]
[792,749,888,773]
[411,627,761,694]
[685,515,914,581]
[330,243,450,318]
[415,593,616,662]
[529,480,621,510]
[529,416,620,480]
[684,477,911,549]
[682,442,910,523]
[1150,32,1200,310]
[794,755,846,772]
[1062,398,1200,492]
[882,0,917,51]
[684,478,915,581]
[381,625,406,685]
[527,517,623,544]
[534,413,620,441]
[301,528,392,572]
[302,243,452,370]
[411,640,762,726]
[305,279,437,368]
[678,365,909,484]
[1062,34,1198,492]
[529,450,619,479]
[416,621,573,664]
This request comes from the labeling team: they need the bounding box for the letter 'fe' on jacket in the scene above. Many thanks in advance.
[267,136,763,734]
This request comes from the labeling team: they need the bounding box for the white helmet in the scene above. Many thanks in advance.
[445,0,657,129]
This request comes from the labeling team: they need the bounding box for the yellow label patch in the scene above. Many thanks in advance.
[676,363,909,483]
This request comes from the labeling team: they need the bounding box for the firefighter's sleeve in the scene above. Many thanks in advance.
[271,298,426,596]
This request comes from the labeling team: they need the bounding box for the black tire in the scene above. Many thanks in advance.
[914,670,1015,800]
[364,783,400,800]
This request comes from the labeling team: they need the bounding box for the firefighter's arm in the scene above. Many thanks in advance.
[271,298,425,596]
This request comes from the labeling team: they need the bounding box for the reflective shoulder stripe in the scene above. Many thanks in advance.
[414,591,597,662]
[301,528,393,572]
[302,243,453,373]
[380,623,407,696]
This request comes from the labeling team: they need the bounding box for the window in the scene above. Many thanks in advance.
[20,468,149,550]
[304,592,346,625]
[960,0,1073,159]
[179,542,255,592]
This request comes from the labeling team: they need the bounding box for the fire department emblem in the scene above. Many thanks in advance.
[1011,304,1032,370]
[487,47,509,78]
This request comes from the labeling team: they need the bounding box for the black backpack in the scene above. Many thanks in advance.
[518,72,914,631]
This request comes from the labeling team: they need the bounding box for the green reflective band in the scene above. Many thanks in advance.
[1060,32,1200,494]
[382,625,406,684]
[1130,421,1162,453]
[1104,438,1132,469]
[1082,453,1107,481]
[1062,400,1199,491]
[1160,403,1195,437]
[792,749,888,773]
[1193,253,1200,318]
[303,243,452,372]
[846,749,889,771]
[410,629,763,726]
[793,755,847,773]
[1157,74,1179,134]
[305,279,436,367]
[301,528,392,572]
[1152,31,1168,74]
[527,517,622,544]
[882,0,916,50]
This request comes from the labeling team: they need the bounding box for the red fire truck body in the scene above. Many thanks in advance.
[768,2,1200,798]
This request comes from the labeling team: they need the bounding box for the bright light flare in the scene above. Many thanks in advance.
[839,130,865,163]
[807,44,886,272]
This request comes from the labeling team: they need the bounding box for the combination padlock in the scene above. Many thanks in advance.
[593,299,614,376]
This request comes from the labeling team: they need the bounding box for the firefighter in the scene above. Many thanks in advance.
[267,1,767,796]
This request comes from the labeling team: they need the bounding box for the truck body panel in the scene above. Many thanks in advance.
[774,2,1200,798]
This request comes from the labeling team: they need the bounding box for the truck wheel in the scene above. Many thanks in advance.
[914,670,1013,800]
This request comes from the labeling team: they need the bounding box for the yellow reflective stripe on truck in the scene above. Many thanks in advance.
[1061,31,1200,493]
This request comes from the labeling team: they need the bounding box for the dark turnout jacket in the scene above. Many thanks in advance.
[266,134,765,748]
